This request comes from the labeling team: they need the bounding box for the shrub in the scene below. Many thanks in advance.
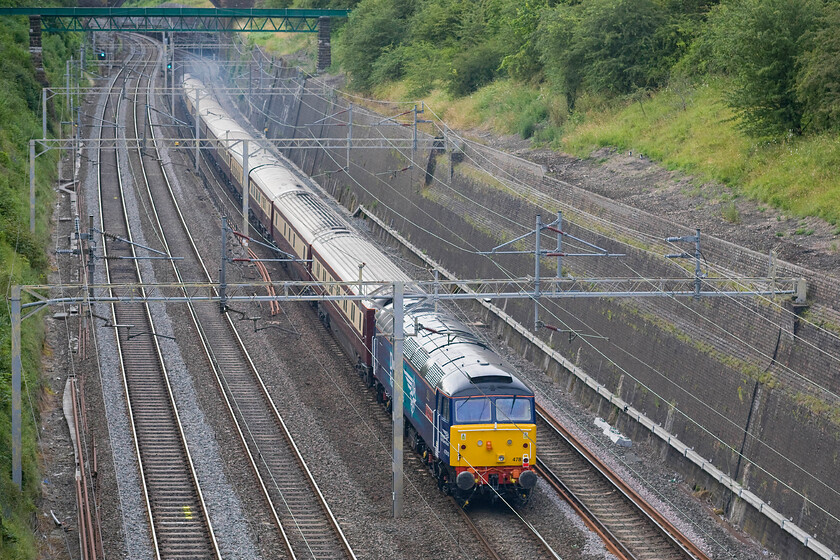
[446,40,505,97]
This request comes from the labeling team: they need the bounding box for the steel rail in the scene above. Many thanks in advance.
[130,34,296,557]
[450,499,504,560]
[534,461,631,559]
[453,497,561,559]
[537,404,710,560]
[139,38,355,559]
[95,37,220,560]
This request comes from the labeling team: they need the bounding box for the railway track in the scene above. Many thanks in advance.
[536,405,709,560]
[126,37,355,559]
[168,47,708,560]
[457,500,560,560]
[180,53,574,559]
[95,38,220,558]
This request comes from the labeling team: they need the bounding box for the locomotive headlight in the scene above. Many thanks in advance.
[477,440,483,447]
[507,439,512,446]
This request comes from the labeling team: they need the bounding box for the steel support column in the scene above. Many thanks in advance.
[392,281,404,518]
[11,285,22,489]
[241,139,249,241]
[42,88,47,140]
[30,140,36,233]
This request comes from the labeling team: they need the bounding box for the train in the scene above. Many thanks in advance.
[182,74,538,504]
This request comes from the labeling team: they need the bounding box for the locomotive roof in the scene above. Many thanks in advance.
[376,300,533,398]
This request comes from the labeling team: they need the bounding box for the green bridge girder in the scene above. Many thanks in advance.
[0,7,350,33]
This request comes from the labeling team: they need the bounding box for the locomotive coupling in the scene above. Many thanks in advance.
[457,471,476,491]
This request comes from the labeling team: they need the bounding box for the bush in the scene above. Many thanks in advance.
[446,40,505,97]
[538,0,676,110]
[796,3,840,132]
[335,0,416,91]
[693,0,821,138]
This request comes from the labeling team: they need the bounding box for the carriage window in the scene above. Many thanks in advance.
[494,397,533,423]
[455,398,491,423]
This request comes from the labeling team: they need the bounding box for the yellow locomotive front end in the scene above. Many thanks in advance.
[447,396,537,504]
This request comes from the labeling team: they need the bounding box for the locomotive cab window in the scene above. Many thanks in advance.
[494,397,533,423]
[455,397,492,423]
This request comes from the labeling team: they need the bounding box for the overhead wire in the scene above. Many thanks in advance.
[183,53,482,556]
[203,42,840,547]
[288,104,748,550]
[294,73,840,531]
[194,54,555,530]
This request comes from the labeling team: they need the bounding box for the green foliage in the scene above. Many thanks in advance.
[721,201,740,223]
[561,77,840,224]
[498,0,549,82]
[327,0,839,225]
[537,6,584,111]
[796,3,840,132]
[694,0,820,138]
[0,13,78,560]
[538,0,686,110]
[446,39,505,96]
[408,0,465,47]
[335,0,416,91]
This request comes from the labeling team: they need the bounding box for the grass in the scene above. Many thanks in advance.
[372,79,564,143]
[370,74,840,226]
[245,32,317,71]
[560,78,840,225]
[562,80,751,185]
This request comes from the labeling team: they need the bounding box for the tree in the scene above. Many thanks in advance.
[499,0,551,82]
[446,39,506,96]
[796,3,840,132]
[538,0,671,110]
[537,6,585,111]
[335,0,416,91]
[576,0,669,95]
[699,0,820,137]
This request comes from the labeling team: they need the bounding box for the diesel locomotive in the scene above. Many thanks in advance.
[182,74,538,504]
